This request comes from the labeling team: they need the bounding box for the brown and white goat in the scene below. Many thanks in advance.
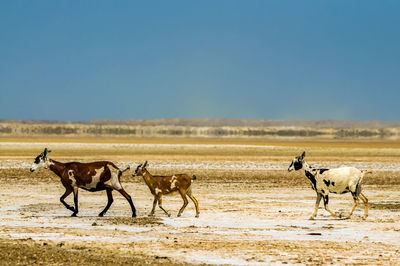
[132,161,199,217]
[30,148,136,217]
[288,151,371,220]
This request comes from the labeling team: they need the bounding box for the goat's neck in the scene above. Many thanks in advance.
[48,159,66,177]
[142,170,154,186]
[302,161,316,174]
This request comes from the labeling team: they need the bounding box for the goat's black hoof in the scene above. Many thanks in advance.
[98,213,104,217]
[71,213,77,217]
[343,215,351,220]
[132,213,137,218]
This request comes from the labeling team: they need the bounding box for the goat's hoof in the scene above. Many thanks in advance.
[167,213,171,217]
[132,213,137,218]
[71,213,77,217]
[195,215,199,218]
[98,213,104,217]
[148,214,154,217]
[309,216,315,220]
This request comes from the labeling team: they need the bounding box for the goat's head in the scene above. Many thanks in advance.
[30,148,52,172]
[132,161,148,177]
[288,151,306,172]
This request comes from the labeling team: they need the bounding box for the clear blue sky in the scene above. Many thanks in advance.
[1,1,399,122]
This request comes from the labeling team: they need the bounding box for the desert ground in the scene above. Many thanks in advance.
[1,137,400,265]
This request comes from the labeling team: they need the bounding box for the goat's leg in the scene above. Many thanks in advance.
[117,188,136,217]
[71,187,79,217]
[157,195,171,217]
[359,192,369,219]
[323,195,339,218]
[186,188,199,218]
[99,188,114,217]
[60,187,75,213]
[346,192,360,219]
[177,189,189,217]
[310,193,322,220]
[149,195,157,216]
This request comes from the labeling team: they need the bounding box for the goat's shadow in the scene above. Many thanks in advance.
[310,218,349,221]
[23,215,134,218]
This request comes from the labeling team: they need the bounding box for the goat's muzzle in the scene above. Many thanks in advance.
[30,168,35,172]
[288,161,294,172]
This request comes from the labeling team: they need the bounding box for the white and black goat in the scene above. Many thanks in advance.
[132,161,199,217]
[30,148,136,217]
[288,151,371,220]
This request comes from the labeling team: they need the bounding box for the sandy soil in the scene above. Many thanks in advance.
[1,171,400,264]
[1,141,400,265]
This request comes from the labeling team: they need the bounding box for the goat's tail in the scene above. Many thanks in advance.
[359,170,372,182]
[120,166,131,174]
[363,170,373,175]
[356,170,372,195]
[192,175,197,181]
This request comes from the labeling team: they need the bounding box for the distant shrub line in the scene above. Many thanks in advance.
[0,123,398,139]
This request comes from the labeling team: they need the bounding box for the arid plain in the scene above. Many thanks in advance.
[1,137,400,265]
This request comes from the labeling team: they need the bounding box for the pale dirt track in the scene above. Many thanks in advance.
[1,169,400,265]
[1,141,400,265]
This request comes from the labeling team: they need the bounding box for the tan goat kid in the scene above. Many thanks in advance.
[133,161,199,217]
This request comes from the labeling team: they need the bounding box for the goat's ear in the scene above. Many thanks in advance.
[143,161,148,168]
[301,151,306,159]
